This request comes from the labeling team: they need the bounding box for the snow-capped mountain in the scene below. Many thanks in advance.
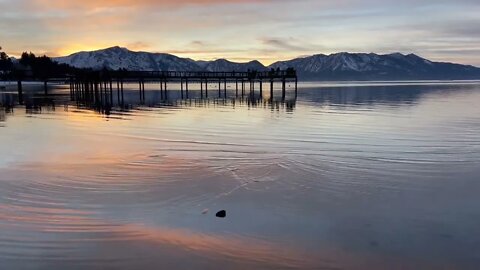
[55,46,201,71]
[270,52,480,80]
[54,46,266,72]
[198,59,267,72]
[53,47,480,80]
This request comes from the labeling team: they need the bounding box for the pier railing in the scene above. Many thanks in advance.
[72,69,297,81]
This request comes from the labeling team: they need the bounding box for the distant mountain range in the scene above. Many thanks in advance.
[54,46,480,80]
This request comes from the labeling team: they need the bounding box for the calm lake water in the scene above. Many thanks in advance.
[1,81,480,269]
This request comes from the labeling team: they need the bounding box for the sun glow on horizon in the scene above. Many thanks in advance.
[57,44,121,57]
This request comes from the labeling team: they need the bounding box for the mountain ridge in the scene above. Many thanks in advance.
[53,46,480,80]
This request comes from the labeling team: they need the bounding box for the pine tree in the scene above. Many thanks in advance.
[0,46,13,73]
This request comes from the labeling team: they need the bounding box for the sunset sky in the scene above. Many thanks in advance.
[1,0,479,65]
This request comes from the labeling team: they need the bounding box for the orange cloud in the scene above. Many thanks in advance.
[126,41,151,51]
[32,0,269,11]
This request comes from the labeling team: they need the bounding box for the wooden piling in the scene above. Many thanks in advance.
[205,79,208,98]
[270,80,274,100]
[224,78,227,98]
[236,79,239,97]
[117,80,120,104]
[295,78,298,98]
[242,80,245,97]
[120,80,124,105]
[180,78,184,99]
[160,79,164,99]
[164,80,167,98]
[139,80,142,101]
[259,80,263,97]
[17,81,23,104]
[94,81,99,104]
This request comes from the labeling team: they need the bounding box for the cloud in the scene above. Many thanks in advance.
[260,37,311,51]
[30,0,270,12]
[126,42,151,51]
[190,40,207,47]
[2,0,480,65]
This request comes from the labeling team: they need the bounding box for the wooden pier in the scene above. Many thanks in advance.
[67,69,297,104]
[11,69,298,108]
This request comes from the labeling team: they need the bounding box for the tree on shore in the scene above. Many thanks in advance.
[0,46,13,73]
[19,51,77,79]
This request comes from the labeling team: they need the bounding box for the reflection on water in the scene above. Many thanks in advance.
[1,81,480,269]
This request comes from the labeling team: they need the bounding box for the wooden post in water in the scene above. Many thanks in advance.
[180,78,184,99]
[17,81,23,104]
[94,81,99,104]
[99,80,104,104]
[84,82,89,102]
[200,79,204,98]
[117,80,120,104]
[70,81,74,100]
[185,78,189,99]
[83,81,87,101]
[80,81,83,101]
[104,81,107,101]
[270,79,274,101]
[241,80,245,97]
[164,79,167,98]
[82,81,85,101]
[139,80,142,101]
[224,78,227,98]
[205,79,208,98]
[94,81,97,102]
[74,81,78,101]
[141,80,145,101]
[236,79,238,97]
[79,81,82,101]
[90,81,93,102]
[218,79,221,98]
[295,77,298,99]
[120,80,124,105]
[259,79,263,98]
[160,79,164,99]
[251,80,255,94]
[69,80,73,99]
[72,81,76,101]
[78,82,82,100]
[282,78,286,101]
[86,81,90,101]
[71,81,76,101]
[104,81,108,103]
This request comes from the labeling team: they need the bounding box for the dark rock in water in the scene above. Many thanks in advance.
[216,210,226,218]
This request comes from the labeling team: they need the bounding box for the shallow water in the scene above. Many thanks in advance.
[1,81,480,269]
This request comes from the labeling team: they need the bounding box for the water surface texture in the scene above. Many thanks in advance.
[1,82,480,269]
